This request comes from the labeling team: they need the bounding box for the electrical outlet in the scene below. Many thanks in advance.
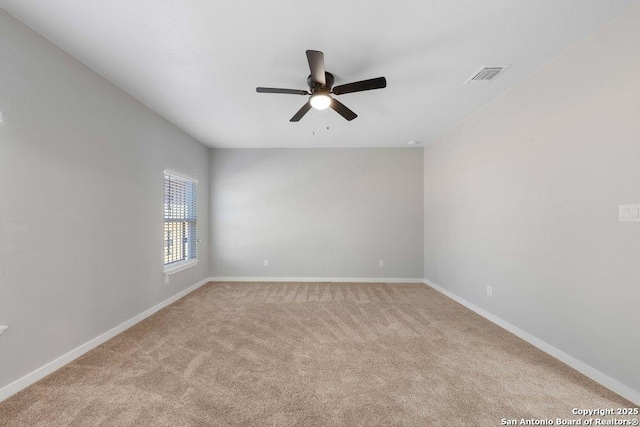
[164,275,170,285]
[0,325,8,336]
[487,285,492,296]
[264,259,269,267]
[379,260,384,267]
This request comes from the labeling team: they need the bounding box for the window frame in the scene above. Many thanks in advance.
[163,169,199,276]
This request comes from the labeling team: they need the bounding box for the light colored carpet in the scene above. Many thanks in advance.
[0,282,631,426]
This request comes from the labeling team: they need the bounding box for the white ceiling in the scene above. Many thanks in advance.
[0,0,634,148]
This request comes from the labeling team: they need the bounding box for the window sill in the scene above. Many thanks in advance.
[164,259,198,276]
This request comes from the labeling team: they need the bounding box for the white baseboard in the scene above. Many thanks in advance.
[0,277,213,403]
[423,279,640,405]
[210,277,424,283]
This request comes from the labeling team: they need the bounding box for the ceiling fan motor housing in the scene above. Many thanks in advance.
[308,72,334,93]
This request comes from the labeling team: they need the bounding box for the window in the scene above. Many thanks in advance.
[164,171,197,273]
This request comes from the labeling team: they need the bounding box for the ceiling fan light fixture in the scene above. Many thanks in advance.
[256,50,385,121]
[310,93,332,110]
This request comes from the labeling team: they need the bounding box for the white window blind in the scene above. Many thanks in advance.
[164,172,197,268]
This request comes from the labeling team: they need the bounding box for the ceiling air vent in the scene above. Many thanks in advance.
[464,65,510,84]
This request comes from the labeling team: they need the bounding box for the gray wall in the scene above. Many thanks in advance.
[210,148,424,279]
[423,4,640,393]
[0,10,210,390]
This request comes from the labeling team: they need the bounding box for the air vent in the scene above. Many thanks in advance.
[464,65,510,84]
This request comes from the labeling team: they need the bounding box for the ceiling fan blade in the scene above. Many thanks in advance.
[257,87,309,95]
[306,50,326,85]
[290,102,312,122]
[332,77,387,95]
[330,99,357,121]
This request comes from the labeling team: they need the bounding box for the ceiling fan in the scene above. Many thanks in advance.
[256,50,387,122]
